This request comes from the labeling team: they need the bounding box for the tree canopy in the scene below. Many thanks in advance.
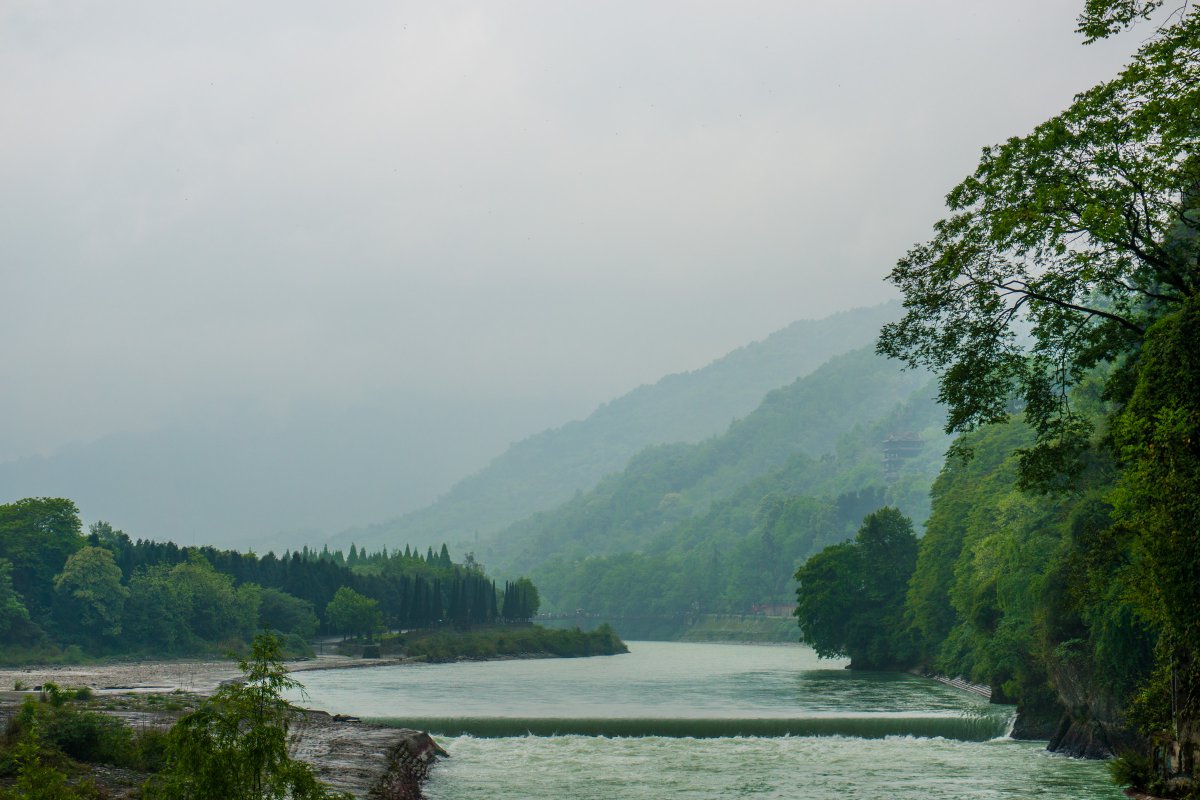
[794,508,918,669]
[875,1,1200,784]
[879,8,1199,488]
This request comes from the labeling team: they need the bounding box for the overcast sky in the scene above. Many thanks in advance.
[1,1,1139,463]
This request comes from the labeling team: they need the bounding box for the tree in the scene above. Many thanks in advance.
[145,633,348,800]
[257,587,319,639]
[125,564,185,652]
[794,542,862,660]
[124,555,259,652]
[878,9,1199,488]
[53,546,128,642]
[324,586,382,639]
[501,577,540,623]
[794,508,918,669]
[0,558,31,641]
[87,520,130,550]
[1110,297,1200,744]
[168,553,260,643]
[876,0,1199,778]
[0,498,83,619]
[0,715,76,800]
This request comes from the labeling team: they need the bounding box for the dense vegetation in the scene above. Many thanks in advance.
[0,634,350,799]
[0,498,538,662]
[358,623,627,663]
[797,2,1199,794]
[794,508,917,670]
[143,635,348,800]
[1,683,173,799]
[335,303,901,555]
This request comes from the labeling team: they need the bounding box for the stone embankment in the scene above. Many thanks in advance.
[291,711,447,798]
[916,671,992,699]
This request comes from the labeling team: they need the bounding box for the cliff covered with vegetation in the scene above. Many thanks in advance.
[796,2,1200,794]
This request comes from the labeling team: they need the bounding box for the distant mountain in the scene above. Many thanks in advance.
[331,302,901,554]
[528,374,949,635]
[482,345,940,577]
[0,400,540,550]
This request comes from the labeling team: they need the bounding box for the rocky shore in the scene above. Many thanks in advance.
[292,712,446,798]
[0,652,412,696]
[0,654,443,799]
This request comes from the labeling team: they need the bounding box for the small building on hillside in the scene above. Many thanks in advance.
[882,432,924,482]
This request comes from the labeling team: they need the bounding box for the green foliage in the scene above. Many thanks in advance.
[145,633,349,800]
[256,587,319,639]
[794,508,918,669]
[0,716,76,800]
[0,493,518,659]
[0,689,168,798]
[1107,750,1155,791]
[125,554,260,653]
[492,347,935,577]
[0,498,83,621]
[872,2,1199,780]
[1076,0,1165,42]
[395,623,627,663]
[878,10,1200,490]
[324,587,383,640]
[0,558,31,641]
[1110,298,1200,738]
[500,578,539,622]
[53,546,128,643]
[793,543,861,660]
[39,703,133,765]
[901,412,1158,723]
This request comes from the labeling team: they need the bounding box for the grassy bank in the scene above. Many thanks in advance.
[336,624,628,663]
[676,615,798,644]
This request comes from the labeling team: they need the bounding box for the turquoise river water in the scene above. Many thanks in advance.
[289,641,1123,799]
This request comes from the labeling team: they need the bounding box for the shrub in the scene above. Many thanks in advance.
[41,707,133,765]
[1107,750,1153,790]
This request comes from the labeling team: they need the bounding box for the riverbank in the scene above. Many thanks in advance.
[0,627,628,797]
[351,623,629,662]
[0,652,410,696]
[0,653,439,799]
[677,614,798,643]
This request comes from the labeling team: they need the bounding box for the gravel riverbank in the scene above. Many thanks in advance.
[0,654,437,799]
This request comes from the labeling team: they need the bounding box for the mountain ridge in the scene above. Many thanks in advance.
[330,302,901,554]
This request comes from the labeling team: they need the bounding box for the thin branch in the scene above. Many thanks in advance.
[989,278,1147,334]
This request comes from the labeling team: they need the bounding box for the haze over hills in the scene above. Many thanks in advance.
[530,377,948,635]
[0,303,896,552]
[0,398,563,551]
[483,346,943,579]
[330,302,901,555]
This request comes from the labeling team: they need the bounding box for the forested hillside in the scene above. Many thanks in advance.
[332,303,899,555]
[485,347,934,576]
[532,386,944,633]
[482,348,948,636]
[794,5,1200,794]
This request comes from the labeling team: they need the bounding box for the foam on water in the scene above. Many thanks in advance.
[367,711,1013,740]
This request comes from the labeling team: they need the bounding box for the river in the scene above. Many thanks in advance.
[289,641,1122,799]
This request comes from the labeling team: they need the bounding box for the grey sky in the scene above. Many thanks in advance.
[1,1,1137,463]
